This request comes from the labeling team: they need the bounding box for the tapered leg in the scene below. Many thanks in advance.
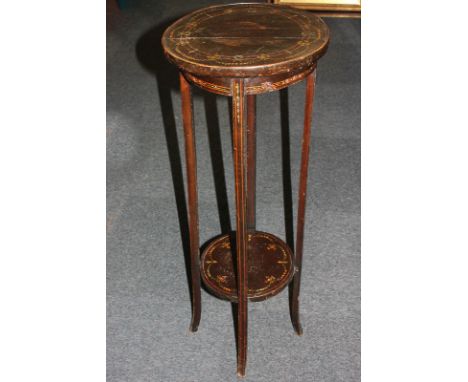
[290,70,317,335]
[246,95,256,231]
[180,72,201,332]
[232,79,248,377]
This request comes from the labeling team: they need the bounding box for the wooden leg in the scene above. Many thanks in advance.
[180,72,201,332]
[247,95,256,231]
[232,79,248,377]
[290,70,317,336]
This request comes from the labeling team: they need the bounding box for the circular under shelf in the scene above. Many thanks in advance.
[201,231,294,302]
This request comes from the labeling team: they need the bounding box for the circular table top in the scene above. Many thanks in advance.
[162,3,329,78]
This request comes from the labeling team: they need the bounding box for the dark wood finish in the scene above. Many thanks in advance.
[232,78,248,377]
[162,3,329,79]
[183,66,316,96]
[290,70,316,335]
[162,3,330,377]
[180,73,201,332]
[247,95,256,231]
[201,231,294,302]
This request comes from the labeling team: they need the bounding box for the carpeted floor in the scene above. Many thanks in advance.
[107,1,360,381]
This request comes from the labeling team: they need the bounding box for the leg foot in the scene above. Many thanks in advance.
[290,296,303,336]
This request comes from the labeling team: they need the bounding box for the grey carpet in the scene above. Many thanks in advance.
[107,1,360,381]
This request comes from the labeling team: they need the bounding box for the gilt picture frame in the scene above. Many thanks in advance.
[271,0,361,17]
